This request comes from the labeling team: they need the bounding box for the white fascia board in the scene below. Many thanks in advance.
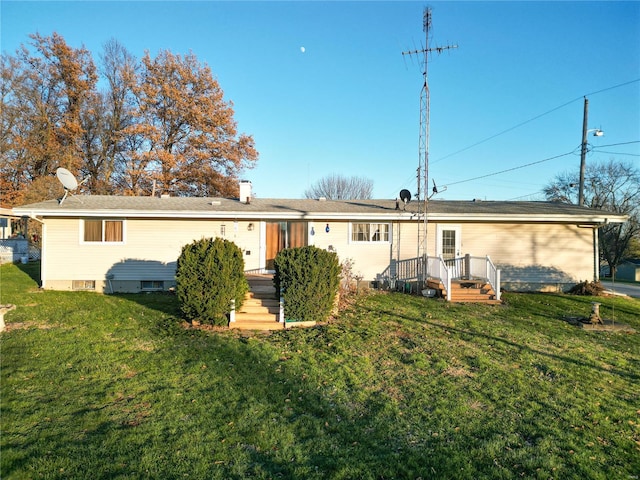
[427,213,628,224]
[13,209,415,221]
[13,208,626,225]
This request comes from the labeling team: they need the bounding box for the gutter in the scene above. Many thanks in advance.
[11,208,628,225]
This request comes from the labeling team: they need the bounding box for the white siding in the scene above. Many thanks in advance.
[43,218,262,291]
[439,222,594,290]
[41,216,596,293]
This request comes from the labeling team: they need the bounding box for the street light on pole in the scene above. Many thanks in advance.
[578,96,604,206]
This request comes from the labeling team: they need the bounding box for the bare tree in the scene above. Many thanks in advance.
[544,160,640,276]
[80,39,138,194]
[304,174,373,200]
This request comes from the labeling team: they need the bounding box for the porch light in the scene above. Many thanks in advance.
[247,223,254,231]
[325,224,330,233]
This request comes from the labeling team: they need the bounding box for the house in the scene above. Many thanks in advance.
[0,205,29,265]
[615,259,640,282]
[13,181,627,296]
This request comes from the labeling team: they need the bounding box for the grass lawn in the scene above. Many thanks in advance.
[1,262,639,479]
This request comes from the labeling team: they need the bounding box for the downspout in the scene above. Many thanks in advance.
[593,220,609,282]
[593,227,598,282]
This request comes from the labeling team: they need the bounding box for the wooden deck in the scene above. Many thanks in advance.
[427,279,502,304]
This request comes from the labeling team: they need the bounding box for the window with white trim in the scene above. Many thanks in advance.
[141,280,164,291]
[83,219,124,243]
[350,223,390,243]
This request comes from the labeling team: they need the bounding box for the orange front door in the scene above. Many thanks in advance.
[265,221,308,270]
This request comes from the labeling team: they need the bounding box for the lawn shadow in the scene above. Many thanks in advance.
[361,304,640,383]
[15,260,41,286]
[104,258,182,318]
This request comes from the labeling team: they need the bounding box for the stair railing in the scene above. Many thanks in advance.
[426,255,451,301]
[485,256,501,301]
[279,289,285,324]
[383,254,499,302]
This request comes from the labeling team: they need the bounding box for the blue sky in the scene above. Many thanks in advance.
[2,1,639,201]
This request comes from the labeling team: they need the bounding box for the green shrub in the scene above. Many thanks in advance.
[175,237,248,325]
[273,245,340,323]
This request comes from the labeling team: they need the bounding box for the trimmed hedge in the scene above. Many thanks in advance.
[273,245,340,323]
[175,237,248,326]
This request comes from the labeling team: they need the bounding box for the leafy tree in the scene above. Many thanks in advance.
[1,33,258,204]
[1,33,97,204]
[544,160,640,275]
[304,174,373,200]
[130,50,258,197]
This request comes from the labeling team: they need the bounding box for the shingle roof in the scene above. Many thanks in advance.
[13,195,627,224]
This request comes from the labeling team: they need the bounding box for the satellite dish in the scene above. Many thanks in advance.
[56,167,85,204]
[398,189,412,211]
[56,168,78,191]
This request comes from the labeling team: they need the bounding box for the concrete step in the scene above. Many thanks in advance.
[229,318,284,331]
[242,297,279,306]
[229,274,289,330]
[238,305,280,315]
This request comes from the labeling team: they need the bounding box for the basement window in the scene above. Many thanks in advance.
[72,280,96,291]
[141,280,164,291]
[350,223,390,243]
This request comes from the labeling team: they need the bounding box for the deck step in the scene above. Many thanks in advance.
[229,319,283,331]
[230,275,283,330]
[427,278,501,304]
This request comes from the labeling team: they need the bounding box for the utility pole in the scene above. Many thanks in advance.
[402,7,457,283]
[579,96,589,206]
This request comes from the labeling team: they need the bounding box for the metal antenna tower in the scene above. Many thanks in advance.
[402,7,457,282]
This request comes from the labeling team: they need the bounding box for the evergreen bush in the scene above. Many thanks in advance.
[273,245,340,323]
[175,237,248,325]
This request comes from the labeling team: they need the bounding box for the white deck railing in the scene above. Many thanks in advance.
[380,254,501,301]
[426,255,452,301]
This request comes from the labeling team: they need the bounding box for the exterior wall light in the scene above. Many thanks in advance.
[247,223,254,231]
[325,224,330,233]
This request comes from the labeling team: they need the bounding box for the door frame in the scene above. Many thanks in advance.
[263,221,308,271]
[436,224,462,259]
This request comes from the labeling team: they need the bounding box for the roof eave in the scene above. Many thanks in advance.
[12,207,627,225]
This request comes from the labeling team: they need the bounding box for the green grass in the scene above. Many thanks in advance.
[1,262,639,479]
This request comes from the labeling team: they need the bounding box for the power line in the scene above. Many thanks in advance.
[442,140,640,190]
[432,78,640,165]
[507,191,545,201]
[593,151,640,157]
[584,78,640,97]
[432,99,581,164]
[594,140,640,148]
[445,151,574,187]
